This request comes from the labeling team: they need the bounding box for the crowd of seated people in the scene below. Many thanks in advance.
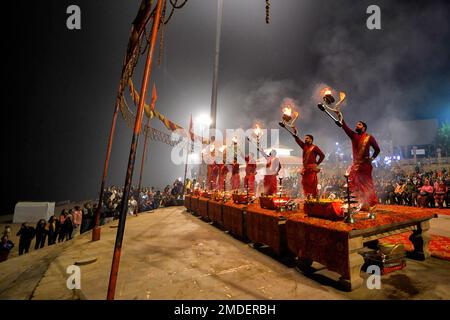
[316,166,450,209]
[374,167,450,208]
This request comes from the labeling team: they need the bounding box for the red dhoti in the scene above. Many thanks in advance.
[218,176,226,190]
[263,175,277,195]
[301,167,319,198]
[231,174,240,190]
[209,175,217,190]
[244,175,255,194]
[349,161,378,209]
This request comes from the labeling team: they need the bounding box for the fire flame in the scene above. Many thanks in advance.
[254,124,262,137]
[283,106,292,117]
[324,88,332,96]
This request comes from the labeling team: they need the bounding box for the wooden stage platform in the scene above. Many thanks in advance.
[184,195,437,291]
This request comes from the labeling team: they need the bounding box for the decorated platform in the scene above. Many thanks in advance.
[208,199,224,226]
[197,197,209,219]
[222,202,247,239]
[184,197,440,291]
[285,205,438,290]
[245,204,299,255]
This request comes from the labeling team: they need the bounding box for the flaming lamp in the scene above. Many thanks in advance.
[232,136,238,160]
[317,88,346,127]
[279,105,299,136]
[253,124,263,158]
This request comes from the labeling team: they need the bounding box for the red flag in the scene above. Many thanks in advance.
[150,83,157,111]
[188,114,194,142]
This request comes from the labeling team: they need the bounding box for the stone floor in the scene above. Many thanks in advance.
[1,206,450,300]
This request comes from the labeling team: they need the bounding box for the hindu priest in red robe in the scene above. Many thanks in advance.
[261,149,281,195]
[244,153,257,194]
[341,120,380,210]
[230,160,241,190]
[291,134,325,197]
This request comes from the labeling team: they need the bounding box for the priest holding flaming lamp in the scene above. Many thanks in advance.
[317,88,380,212]
[280,105,325,198]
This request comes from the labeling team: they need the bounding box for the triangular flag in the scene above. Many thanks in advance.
[150,83,157,111]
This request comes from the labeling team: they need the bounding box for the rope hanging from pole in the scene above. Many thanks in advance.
[158,0,168,66]
[265,0,270,24]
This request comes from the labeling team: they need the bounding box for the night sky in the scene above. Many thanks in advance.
[3,0,450,214]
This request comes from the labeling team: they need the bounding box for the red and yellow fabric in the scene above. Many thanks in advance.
[128,79,208,144]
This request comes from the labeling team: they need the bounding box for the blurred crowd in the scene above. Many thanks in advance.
[317,166,450,209]
[102,179,185,220]
[1,203,95,263]
[1,179,186,263]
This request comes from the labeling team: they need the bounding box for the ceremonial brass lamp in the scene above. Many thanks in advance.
[253,124,263,158]
[232,136,238,161]
[343,172,356,224]
[317,88,346,127]
[279,105,299,136]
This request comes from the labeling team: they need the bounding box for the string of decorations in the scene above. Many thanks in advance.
[266,0,270,24]
[158,0,168,66]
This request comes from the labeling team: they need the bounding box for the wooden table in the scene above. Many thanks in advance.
[190,196,199,215]
[285,205,436,291]
[184,195,191,212]
[197,197,209,219]
[208,199,224,226]
[222,202,247,239]
[245,204,299,255]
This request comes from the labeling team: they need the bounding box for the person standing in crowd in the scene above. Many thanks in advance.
[72,206,83,237]
[58,210,67,242]
[16,222,35,255]
[47,216,57,246]
[64,211,74,241]
[2,226,12,239]
[34,219,47,249]
[0,235,14,263]
[81,203,94,233]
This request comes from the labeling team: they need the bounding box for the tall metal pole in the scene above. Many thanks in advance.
[209,0,223,131]
[137,114,151,215]
[106,0,164,300]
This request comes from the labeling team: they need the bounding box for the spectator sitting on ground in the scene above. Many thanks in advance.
[418,179,434,208]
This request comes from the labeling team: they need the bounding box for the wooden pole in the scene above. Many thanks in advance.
[137,114,151,214]
[106,0,164,300]
[91,0,156,242]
